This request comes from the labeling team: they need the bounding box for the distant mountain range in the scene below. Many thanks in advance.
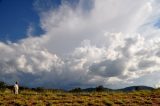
[77,85,154,92]
[0,80,155,92]
[116,86,154,92]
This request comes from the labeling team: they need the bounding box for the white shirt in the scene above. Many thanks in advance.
[14,84,19,90]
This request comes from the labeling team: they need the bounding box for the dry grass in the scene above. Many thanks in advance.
[0,89,159,106]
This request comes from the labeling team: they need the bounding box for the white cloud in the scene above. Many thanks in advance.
[27,23,35,37]
[155,81,160,88]
[0,0,160,89]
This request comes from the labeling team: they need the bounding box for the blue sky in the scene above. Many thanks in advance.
[0,0,41,42]
[0,0,160,89]
[0,0,76,42]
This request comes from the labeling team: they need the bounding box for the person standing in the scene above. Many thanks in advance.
[14,81,19,94]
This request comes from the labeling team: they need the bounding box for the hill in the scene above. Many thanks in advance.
[70,85,154,92]
[117,86,154,92]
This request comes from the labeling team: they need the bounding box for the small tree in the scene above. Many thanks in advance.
[70,87,82,92]
[96,85,104,92]
[0,81,6,92]
[35,87,45,92]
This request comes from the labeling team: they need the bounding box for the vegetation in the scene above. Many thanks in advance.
[0,81,159,105]
[0,81,6,92]
[0,88,159,105]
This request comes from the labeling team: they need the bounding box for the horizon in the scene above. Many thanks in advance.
[0,0,160,89]
[1,80,156,90]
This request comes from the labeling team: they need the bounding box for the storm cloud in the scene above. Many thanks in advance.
[0,0,160,89]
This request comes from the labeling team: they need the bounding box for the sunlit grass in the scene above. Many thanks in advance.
[0,89,159,105]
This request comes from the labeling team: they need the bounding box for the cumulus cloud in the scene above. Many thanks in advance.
[0,0,160,89]
[155,81,160,88]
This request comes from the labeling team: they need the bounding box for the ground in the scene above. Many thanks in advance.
[0,89,160,106]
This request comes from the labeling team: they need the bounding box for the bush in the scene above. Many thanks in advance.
[35,87,45,92]
[96,85,104,92]
[0,81,6,92]
[70,88,82,92]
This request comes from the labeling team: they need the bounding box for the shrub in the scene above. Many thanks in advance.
[0,81,6,92]
[69,87,82,92]
[96,85,105,92]
[35,87,45,92]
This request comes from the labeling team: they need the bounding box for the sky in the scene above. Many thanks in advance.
[0,0,160,89]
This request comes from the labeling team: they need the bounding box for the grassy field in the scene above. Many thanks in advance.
[0,89,160,106]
